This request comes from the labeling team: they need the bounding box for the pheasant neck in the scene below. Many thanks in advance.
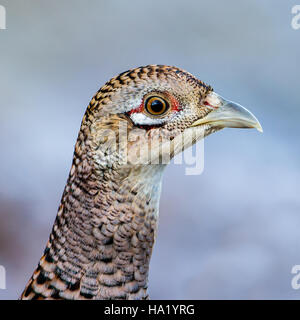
[22,157,165,300]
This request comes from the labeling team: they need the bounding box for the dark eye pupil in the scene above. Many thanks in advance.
[150,99,164,113]
[145,96,169,116]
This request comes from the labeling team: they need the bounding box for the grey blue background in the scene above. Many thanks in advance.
[0,0,299,299]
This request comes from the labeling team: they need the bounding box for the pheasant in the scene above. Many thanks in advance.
[20,65,262,300]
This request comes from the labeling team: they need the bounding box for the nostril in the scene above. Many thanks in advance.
[203,99,219,109]
[203,100,215,108]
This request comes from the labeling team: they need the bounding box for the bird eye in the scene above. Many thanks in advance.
[145,96,169,116]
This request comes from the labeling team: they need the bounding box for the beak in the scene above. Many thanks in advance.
[191,93,263,133]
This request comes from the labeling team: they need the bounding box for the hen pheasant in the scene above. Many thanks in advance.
[20,65,262,300]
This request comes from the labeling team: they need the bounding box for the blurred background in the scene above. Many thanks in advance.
[0,0,300,299]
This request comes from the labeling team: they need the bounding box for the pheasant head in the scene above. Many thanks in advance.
[21,65,262,300]
[87,65,261,168]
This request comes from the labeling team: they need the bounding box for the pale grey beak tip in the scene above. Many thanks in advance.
[256,123,263,133]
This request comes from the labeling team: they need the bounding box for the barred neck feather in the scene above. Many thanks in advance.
[21,138,165,299]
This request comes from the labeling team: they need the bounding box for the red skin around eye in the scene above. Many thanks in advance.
[128,93,181,115]
[166,93,180,112]
[128,99,145,115]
